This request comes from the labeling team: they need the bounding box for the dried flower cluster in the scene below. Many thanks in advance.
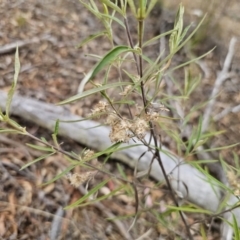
[107,113,149,142]
[131,118,149,139]
[146,102,169,122]
[108,117,132,143]
[119,85,132,96]
[66,171,96,188]
[91,101,168,143]
[147,111,161,122]
[91,101,108,116]
[83,149,95,160]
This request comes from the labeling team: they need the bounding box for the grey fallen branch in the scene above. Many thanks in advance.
[0,91,239,239]
[0,35,57,55]
[202,37,237,133]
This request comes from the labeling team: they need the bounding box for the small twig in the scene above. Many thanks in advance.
[196,60,212,80]
[0,35,57,55]
[135,228,153,240]
[3,63,41,76]
[214,103,240,121]
[50,207,64,240]
[124,18,140,75]
[202,37,237,133]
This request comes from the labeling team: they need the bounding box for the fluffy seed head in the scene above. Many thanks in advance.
[66,172,96,188]
[91,101,108,116]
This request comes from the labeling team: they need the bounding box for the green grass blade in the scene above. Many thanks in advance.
[203,143,240,152]
[58,81,132,105]
[127,0,136,16]
[143,29,175,47]
[176,14,207,51]
[91,45,132,78]
[72,185,125,207]
[101,13,125,28]
[20,152,55,170]
[169,48,215,72]
[0,129,22,134]
[65,178,109,209]
[167,205,212,214]
[42,164,76,186]
[26,143,54,152]
[117,163,127,179]
[233,214,240,240]
[6,47,20,118]
[146,0,157,16]
[101,0,124,16]
[54,119,60,135]
[77,31,107,48]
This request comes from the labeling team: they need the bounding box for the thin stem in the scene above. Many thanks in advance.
[138,20,144,78]
[136,16,193,240]
[124,18,140,75]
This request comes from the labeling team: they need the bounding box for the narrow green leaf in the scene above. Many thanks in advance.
[79,0,101,19]
[194,164,233,193]
[203,143,240,152]
[146,0,157,16]
[89,0,99,11]
[176,14,207,51]
[42,164,76,186]
[0,129,22,134]
[106,214,135,221]
[186,128,196,155]
[169,48,215,72]
[233,214,240,240]
[101,13,125,28]
[192,138,208,151]
[200,223,207,240]
[167,205,212,214]
[202,130,225,138]
[233,152,240,169]
[52,133,59,147]
[8,118,25,132]
[117,163,127,179]
[179,24,192,43]
[54,119,60,135]
[26,143,54,152]
[77,31,107,48]
[65,179,109,209]
[195,115,203,143]
[74,185,125,207]
[101,0,124,16]
[92,45,132,79]
[20,152,55,170]
[190,160,218,165]
[58,81,132,105]
[113,100,135,105]
[40,137,48,143]
[127,0,136,16]
[96,143,142,157]
[6,47,20,118]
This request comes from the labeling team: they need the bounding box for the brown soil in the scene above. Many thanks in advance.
[0,0,239,239]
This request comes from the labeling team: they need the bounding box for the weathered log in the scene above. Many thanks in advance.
[0,91,238,239]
